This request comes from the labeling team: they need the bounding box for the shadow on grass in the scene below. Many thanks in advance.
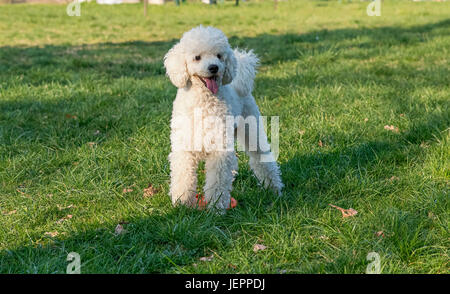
[1,18,449,81]
[2,107,447,273]
[1,18,448,146]
[0,207,236,273]
[0,19,449,273]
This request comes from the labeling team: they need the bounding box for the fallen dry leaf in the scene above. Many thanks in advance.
[420,142,429,148]
[228,263,237,270]
[44,231,59,237]
[329,204,358,218]
[299,130,305,136]
[384,125,399,133]
[122,184,136,194]
[87,142,96,147]
[428,211,437,220]
[199,254,214,262]
[56,214,73,224]
[65,114,78,120]
[143,184,159,198]
[253,244,267,252]
[57,204,74,211]
[318,140,323,147]
[389,176,400,181]
[16,188,26,195]
[2,210,17,215]
[122,187,134,194]
[375,231,385,238]
[115,224,125,235]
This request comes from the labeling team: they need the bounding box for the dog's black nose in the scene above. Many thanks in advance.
[208,64,219,74]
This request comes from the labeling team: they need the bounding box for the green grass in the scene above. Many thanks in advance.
[0,0,449,273]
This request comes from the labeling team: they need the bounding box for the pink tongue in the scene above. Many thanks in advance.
[205,78,218,94]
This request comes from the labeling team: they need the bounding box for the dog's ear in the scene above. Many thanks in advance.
[164,42,190,88]
[222,48,237,85]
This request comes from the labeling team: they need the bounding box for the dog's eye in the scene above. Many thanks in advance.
[195,55,201,61]
[217,54,222,59]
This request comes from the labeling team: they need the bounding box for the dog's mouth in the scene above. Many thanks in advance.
[198,75,219,95]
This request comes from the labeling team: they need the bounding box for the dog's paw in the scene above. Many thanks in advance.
[272,183,283,196]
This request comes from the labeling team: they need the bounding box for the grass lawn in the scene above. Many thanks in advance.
[0,0,449,274]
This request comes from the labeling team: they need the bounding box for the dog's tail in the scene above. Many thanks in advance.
[231,49,259,97]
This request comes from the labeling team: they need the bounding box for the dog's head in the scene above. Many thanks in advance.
[164,26,237,94]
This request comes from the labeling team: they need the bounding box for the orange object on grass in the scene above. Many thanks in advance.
[195,194,237,210]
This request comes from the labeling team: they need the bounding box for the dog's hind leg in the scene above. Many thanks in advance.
[204,151,237,212]
[237,99,284,195]
[169,151,199,207]
[247,149,283,195]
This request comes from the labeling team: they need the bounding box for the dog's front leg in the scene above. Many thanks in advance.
[169,151,199,207]
[204,151,237,212]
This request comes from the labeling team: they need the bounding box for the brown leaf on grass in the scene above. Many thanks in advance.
[143,184,160,198]
[253,244,267,252]
[199,254,214,262]
[115,224,125,235]
[16,187,30,197]
[87,142,96,147]
[318,140,323,147]
[299,130,305,136]
[56,214,73,224]
[329,204,358,218]
[57,204,74,211]
[122,184,136,194]
[44,231,59,237]
[384,125,399,133]
[389,176,400,181]
[65,114,78,120]
[428,211,437,220]
[16,188,26,195]
[2,210,17,215]
[228,263,237,270]
[420,142,429,148]
[123,187,134,194]
[375,231,385,238]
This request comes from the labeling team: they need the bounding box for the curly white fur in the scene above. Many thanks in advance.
[164,26,283,212]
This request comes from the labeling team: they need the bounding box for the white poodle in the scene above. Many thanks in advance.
[164,26,283,212]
